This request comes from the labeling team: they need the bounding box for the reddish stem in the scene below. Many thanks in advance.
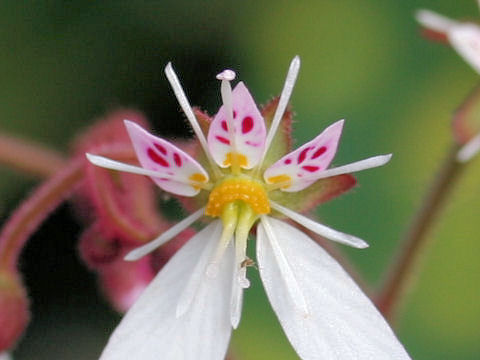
[375,145,465,320]
[0,134,66,177]
[0,160,84,271]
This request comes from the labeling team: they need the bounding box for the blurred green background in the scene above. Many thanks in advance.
[1,0,479,359]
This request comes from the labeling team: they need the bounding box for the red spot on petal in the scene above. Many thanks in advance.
[233,111,237,118]
[221,120,228,131]
[421,28,448,44]
[284,158,292,164]
[242,116,254,134]
[154,143,167,155]
[297,147,311,164]
[148,148,169,167]
[173,153,182,167]
[312,146,327,159]
[302,165,320,172]
[216,136,230,145]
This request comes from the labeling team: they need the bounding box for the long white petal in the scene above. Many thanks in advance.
[415,9,459,32]
[100,220,234,360]
[457,133,480,162]
[257,217,411,360]
[176,221,224,317]
[270,201,368,248]
[125,207,206,261]
[260,216,309,317]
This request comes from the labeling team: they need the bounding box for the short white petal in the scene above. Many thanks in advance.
[270,201,368,248]
[457,133,480,162]
[100,220,234,360]
[257,218,411,360]
[125,207,206,261]
[415,9,459,32]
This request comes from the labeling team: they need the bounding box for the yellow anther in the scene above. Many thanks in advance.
[223,152,248,170]
[205,177,270,217]
[266,174,292,189]
[189,173,208,189]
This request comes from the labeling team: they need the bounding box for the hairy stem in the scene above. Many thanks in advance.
[0,134,67,177]
[0,160,84,271]
[376,144,465,320]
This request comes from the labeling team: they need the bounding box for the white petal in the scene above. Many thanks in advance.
[257,218,411,360]
[207,82,266,169]
[0,353,12,360]
[448,23,480,74]
[124,120,210,196]
[124,207,206,261]
[264,120,344,192]
[176,221,225,317]
[415,9,459,33]
[100,221,234,360]
[270,201,368,248]
[457,133,480,162]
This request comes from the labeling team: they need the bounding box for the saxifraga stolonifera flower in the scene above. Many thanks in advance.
[88,57,411,359]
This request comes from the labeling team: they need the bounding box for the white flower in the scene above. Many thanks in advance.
[88,57,411,359]
[416,2,480,162]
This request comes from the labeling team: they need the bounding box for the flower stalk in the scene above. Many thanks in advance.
[376,144,466,320]
[0,134,66,178]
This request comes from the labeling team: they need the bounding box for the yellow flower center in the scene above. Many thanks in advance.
[205,177,270,217]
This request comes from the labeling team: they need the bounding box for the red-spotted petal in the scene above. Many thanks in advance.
[263,120,344,192]
[125,121,209,196]
[207,82,266,169]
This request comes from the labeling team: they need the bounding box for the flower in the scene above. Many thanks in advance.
[416,2,480,162]
[416,3,480,74]
[88,57,411,359]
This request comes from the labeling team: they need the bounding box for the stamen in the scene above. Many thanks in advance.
[216,69,236,81]
[164,62,222,179]
[86,154,211,190]
[257,56,301,172]
[218,69,241,174]
[124,207,206,261]
[266,154,393,191]
[206,202,238,278]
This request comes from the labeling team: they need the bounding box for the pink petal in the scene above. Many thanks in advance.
[207,82,266,169]
[264,120,344,192]
[125,121,209,197]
